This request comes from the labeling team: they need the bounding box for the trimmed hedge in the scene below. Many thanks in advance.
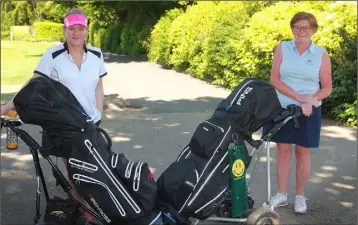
[88,21,151,59]
[33,21,65,42]
[147,1,357,126]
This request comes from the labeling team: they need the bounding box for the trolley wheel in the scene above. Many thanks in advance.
[246,207,280,225]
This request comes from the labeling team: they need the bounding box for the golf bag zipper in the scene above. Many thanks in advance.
[204,121,224,132]
[179,126,232,212]
[84,139,141,214]
[194,187,228,214]
[187,151,228,207]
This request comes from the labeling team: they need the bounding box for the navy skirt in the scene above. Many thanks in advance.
[262,106,322,148]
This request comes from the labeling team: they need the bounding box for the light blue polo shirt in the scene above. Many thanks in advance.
[276,40,325,108]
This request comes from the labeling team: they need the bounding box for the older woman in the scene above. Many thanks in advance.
[262,12,332,213]
[1,8,107,223]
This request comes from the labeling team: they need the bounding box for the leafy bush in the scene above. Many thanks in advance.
[147,8,184,66]
[148,2,272,82]
[33,21,64,42]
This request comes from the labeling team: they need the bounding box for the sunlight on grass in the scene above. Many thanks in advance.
[1,41,57,86]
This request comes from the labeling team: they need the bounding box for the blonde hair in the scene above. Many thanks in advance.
[290,11,318,32]
[64,8,87,20]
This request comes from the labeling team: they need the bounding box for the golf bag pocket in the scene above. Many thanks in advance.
[68,127,158,225]
[43,196,79,225]
[157,153,205,210]
[189,119,231,158]
[110,152,158,213]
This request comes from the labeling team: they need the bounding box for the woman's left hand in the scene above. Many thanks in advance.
[300,102,314,116]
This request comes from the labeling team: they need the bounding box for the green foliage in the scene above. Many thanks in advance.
[147,8,184,66]
[33,21,64,42]
[148,1,275,85]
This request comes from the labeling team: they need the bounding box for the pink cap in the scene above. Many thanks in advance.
[64,14,88,27]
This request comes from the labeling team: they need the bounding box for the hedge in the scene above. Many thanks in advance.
[88,21,151,59]
[33,21,65,42]
[146,1,357,126]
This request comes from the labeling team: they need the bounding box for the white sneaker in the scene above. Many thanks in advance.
[294,195,307,213]
[263,192,288,208]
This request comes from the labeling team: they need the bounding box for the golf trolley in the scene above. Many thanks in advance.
[1,103,304,225]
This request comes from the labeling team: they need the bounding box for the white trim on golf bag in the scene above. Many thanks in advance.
[177,146,190,162]
[68,158,98,173]
[111,153,119,168]
[178,125,232,212]
[73,173,126,218]
[194,187,228,214]
[83,139,142,214]
[229,79,254,108]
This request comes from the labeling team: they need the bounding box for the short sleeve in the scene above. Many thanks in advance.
[34,48,53,77]
[99,51,107,78]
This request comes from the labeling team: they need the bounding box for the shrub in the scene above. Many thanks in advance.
[147,8,184,66]
[33,21,64,42]
[147,2,274,84]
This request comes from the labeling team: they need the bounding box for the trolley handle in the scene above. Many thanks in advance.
[1,117,23,131]
[272,104,303,128]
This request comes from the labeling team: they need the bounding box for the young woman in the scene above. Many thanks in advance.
[1,8,107,223]
[262,12,332,213]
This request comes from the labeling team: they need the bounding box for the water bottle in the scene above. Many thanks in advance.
[6,110,18,150]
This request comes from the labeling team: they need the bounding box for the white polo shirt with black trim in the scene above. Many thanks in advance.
[34,42,107,123]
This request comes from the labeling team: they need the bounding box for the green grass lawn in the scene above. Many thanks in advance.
[1,40,57,86]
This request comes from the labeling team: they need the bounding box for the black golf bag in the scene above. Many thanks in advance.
[13,76,160,225]
[156,78,282,223]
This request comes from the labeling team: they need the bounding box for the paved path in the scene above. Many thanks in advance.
[1,53,356,225]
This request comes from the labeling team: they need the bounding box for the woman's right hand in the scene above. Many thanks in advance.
[1,104,11,116]
[300,102,313,116]
[298,94,319,107]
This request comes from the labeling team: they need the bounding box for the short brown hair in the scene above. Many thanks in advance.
[290,12,318,32]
